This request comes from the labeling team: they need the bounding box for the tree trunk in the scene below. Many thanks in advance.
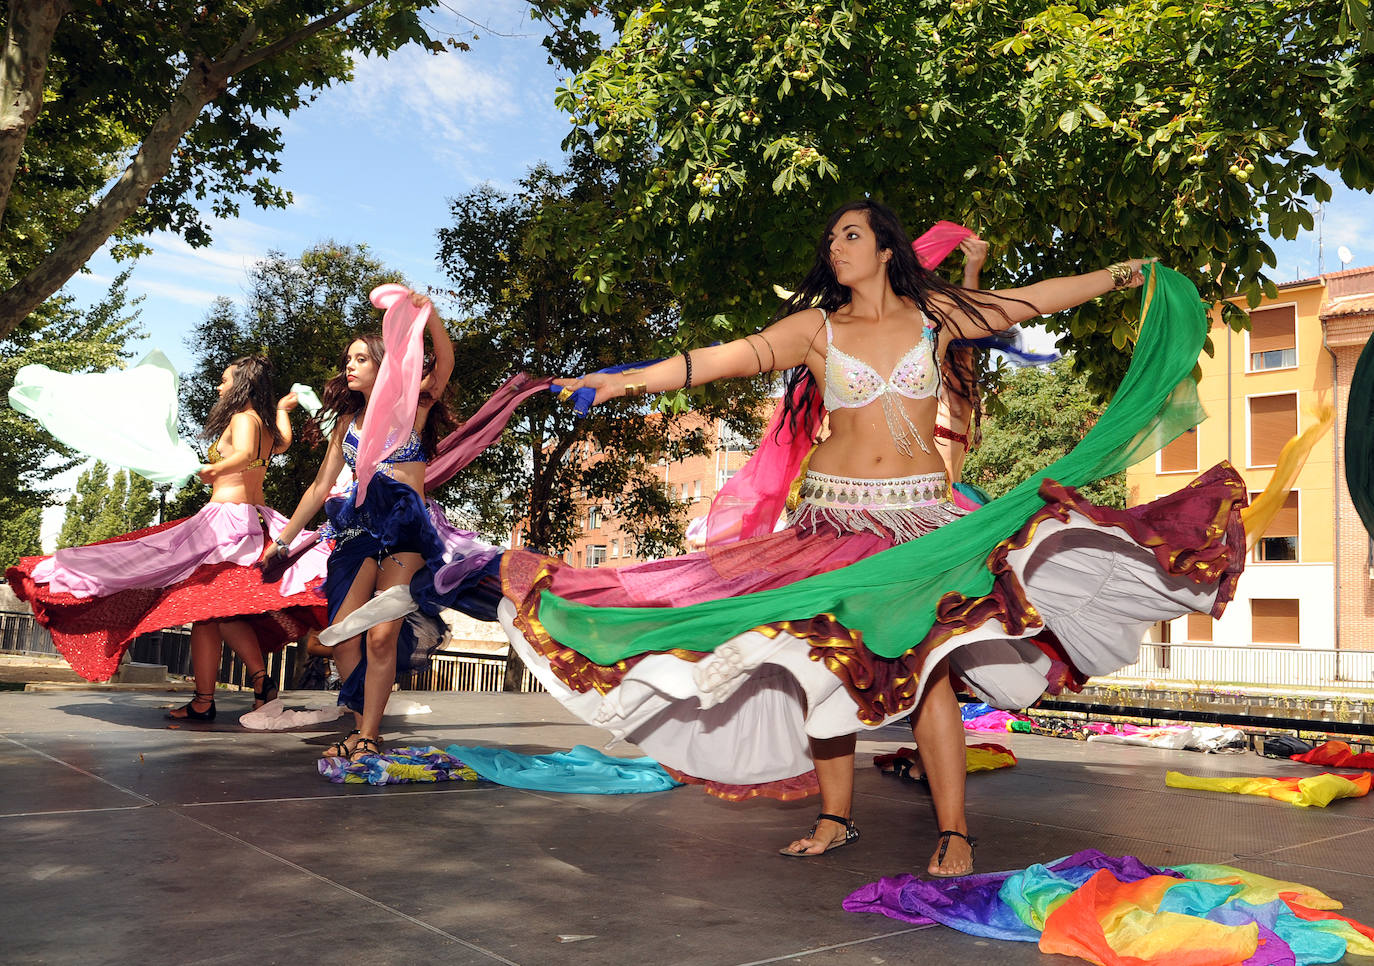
[0,0,379,340]
[0,0,71,227]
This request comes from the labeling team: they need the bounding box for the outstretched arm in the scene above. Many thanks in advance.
[940,258,1151,339]
[553,309,822,408]
[423,293,454,390]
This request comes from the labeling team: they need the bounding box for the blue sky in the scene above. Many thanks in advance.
[70,2,570,376]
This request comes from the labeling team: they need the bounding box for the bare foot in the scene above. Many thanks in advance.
[928,830,974,877]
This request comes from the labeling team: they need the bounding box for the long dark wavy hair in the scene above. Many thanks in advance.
[776,199,1025,444]
[202,355,284,456]
[307,333,456,456]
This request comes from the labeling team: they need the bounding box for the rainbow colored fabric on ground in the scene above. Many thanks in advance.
[317,746,481,785]
[845,849,1374,965]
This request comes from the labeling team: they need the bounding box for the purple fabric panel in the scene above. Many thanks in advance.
[425,373,554,490]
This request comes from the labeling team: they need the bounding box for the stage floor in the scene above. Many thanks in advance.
[3,689,1371,965]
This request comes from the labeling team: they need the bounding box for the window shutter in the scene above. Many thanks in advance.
[1249,394,1298,466]
[1251,598,1300,645]
[1249,306,1296,354]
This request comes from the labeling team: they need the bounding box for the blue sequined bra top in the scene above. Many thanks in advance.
[341,419,427,472]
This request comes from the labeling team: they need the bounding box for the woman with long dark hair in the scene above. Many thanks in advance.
[265,296,464,761]
[9,355,331,717]
[495,199,1249,876]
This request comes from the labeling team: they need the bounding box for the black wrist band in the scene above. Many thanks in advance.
[683,350,694,389]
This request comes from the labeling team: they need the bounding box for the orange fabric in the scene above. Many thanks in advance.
[1039,870,1259,966]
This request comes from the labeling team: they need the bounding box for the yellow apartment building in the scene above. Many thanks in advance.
[1126,266,1374,652]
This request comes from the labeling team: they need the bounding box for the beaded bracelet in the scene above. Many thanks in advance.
[683,350,694,389]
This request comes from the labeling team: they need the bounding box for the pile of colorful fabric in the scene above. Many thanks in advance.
[844,849,1374,965]
[959,703,1246,751]
[1166,770,1372,808]
[1292,741,1374,769]
[318,743,682,793]
[318,746,481,785]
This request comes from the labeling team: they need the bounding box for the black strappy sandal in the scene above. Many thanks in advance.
[248,668,279,708]
[350,736,383,762]
[930,829,976,878]
[779,813,860,858]
[323,729,360,759]
[166,691,216,721]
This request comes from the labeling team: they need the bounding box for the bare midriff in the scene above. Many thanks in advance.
[806,393,946,480]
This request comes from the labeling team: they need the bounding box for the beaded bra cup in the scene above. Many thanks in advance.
[820,308,938,457]
[341,420,426,472]
[205,439,268,469]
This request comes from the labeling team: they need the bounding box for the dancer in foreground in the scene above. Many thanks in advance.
[8,356,330,716]
[481,199,1248,877]
[265,291,464,761]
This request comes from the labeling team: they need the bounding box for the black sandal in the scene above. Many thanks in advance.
[249,668,279,708]
[931,830,976,878]
[166,691,216,721]
[779,813,860,857]
[323,729,360,758]
[350,736,382,761]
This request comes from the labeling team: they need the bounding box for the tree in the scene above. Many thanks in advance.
[532,0,1374,392]
[180,242,406,514]
[0,503,40,569]
[436,159,767,556]
[0,1,454,338]
[962,360,1126,509]
[0,270,142,564]
[56,461,157,548]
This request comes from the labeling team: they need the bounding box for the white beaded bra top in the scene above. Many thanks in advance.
[820,308,938,456]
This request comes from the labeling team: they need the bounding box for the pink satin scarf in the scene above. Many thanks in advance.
[353,284,429,505]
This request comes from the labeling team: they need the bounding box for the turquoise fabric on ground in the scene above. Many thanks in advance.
[444,744,683,794]
[8,349,201,485]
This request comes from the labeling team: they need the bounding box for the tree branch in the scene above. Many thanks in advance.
[0,0,72,229]
[0,0,387,339]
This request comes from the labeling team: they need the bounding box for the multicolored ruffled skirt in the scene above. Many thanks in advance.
[6,503,330,682]
[497,459,1246,800]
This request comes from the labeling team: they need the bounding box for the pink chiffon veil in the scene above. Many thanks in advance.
[703,220,974,545]
[353,284,429,505]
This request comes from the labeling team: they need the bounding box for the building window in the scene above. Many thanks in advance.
[587,545,607,567]
[1247,393,1297,468]
[1251,598,1299,645]
[694,479,702,501]
[1247,305,1298,372]
[718,468,738,489]
[1249,490,1299,562]
[1158,427,1198,475]
[610,538,619,558]
[720,424,752,452]
[1185,612,1213,643]
[588,506,603,530]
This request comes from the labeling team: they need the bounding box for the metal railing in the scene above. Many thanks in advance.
[1,610,542,694]
[1094,644,1374,691]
